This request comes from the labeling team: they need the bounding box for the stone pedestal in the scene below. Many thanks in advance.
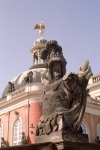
[35,131,88,143]
[0,142,100,150]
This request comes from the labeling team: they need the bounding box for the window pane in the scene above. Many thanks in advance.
[14,137,17,141]
[97,125,100,138]
[19,136,21,140]
[13,119,22,146]
[81,123,86,134]
[0,125,3,147]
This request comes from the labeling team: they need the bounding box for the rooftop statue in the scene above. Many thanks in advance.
[35,40,92,143]
[1,137,7,147]
[7,82,15,93]
[33,21,45,37]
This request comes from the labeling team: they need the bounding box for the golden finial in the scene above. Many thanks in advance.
[32,21,45,38]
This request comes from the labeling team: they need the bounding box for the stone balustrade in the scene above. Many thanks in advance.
[93,74,100,83]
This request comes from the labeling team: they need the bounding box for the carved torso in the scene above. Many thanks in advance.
[42,79,66,116]
[41,74,82,117]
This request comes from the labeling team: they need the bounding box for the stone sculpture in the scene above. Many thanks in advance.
[1,137,7,147]
[7,82,15,93]
[35,40,92,143]
[94,136,100,144]
[20,132,27,145]
[24,71,33,84]
[33,21,45,37]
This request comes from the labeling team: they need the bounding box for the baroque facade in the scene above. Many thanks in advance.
[0,36,100,146]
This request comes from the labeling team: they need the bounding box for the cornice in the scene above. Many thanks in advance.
[87,82,100,90]
[30,43,46,53]
[89,88,100,96]
[0,83,44,112]
[86,102,100,115]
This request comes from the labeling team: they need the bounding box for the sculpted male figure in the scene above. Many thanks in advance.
[1,137,7,147]
[20,132,27,145]
[35,40,92,142]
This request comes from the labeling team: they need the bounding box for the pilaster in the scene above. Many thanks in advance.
[90,114,95,142]
[5,111,10,144]
[24,104,30,140]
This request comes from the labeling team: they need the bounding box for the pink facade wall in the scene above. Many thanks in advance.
[29,102,42,143]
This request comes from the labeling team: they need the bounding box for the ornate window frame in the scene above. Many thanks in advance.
[97,122,100,139]
[81,122,87,134]
[12,117,22,146]
[82,118,90,142]
[0,124,3,147]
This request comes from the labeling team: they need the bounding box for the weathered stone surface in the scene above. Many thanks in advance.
[0,142,100,150]
[0,143,55,150]
[35,131,88,143]
[35,40,92,143]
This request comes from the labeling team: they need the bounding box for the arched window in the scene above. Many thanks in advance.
[81,122,87,134]
[97,124,100,139]
[0,125,3,147]
[13,119,22,146]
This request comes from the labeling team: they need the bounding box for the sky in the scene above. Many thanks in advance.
[0,0,100,97]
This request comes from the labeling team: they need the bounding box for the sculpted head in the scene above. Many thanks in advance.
[41,40,67,82]
[52,62,62,81]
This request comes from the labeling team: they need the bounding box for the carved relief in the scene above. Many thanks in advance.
[14,111,19,120]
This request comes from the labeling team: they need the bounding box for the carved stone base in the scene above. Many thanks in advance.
[35,131,88,144]
[0,142,100,150]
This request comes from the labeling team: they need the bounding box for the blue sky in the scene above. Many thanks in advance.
[0,0,100,97]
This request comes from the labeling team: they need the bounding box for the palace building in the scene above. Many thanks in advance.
[0,35,100,146]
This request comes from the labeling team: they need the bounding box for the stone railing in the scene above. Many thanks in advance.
[93,74,100,83]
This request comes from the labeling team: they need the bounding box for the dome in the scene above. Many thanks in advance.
[34,38,47,46]
[2,67,45,98]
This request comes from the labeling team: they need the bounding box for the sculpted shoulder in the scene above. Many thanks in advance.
[63,72,78,81]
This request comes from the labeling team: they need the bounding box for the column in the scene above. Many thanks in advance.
[38,50,41,64]
[32,53,35,66]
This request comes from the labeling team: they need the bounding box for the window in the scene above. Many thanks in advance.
[97,125,100,139]
[13,119,22,146]
[81,122,87,134]
[0,125,3,147]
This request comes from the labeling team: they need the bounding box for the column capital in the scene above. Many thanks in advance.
[5,111,10,117]
[24,104,30,109]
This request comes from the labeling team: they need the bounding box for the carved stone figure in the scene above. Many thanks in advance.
[20,132,27,145]
[94,136,100,144]
[1,137,7,147]
[35,40,92,143]
[24,71,33,84]
[7,82,15,93]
